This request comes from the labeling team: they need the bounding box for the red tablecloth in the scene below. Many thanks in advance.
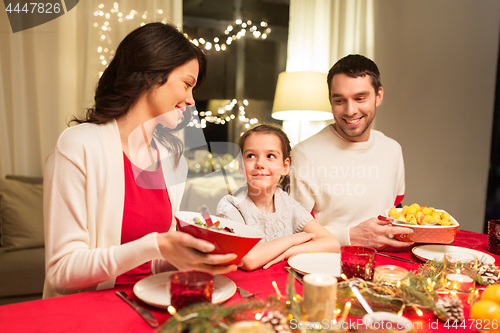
[0,230,498,333]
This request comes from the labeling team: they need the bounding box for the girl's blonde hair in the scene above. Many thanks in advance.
[237,124,292,193]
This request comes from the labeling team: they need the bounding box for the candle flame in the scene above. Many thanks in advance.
[272,280,283,298]
[339,301,351,324]
[167,306,176,315]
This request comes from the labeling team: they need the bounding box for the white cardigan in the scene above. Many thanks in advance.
[43,120,187,298]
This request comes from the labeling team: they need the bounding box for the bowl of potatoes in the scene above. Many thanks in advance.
[384,203,459,244]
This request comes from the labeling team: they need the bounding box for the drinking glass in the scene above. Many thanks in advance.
[340,246,377,280]
[488,220,500,255]
[169,271,214,310]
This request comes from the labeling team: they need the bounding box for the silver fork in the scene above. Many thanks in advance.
[237,286,261,298]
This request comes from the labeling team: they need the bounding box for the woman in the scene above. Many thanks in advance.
[43,23,237,298]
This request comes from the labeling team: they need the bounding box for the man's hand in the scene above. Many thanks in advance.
[349,217,414,249]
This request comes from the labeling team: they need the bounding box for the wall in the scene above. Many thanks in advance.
[373,0,500,233]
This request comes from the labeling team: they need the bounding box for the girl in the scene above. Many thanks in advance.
[43,23,237,298]
[217,124,340,270]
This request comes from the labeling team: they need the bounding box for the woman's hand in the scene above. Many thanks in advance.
[156,231,238,275]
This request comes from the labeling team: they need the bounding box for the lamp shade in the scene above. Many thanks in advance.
[271,71,332,121]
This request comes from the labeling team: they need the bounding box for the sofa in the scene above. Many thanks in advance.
[0,176,45,305]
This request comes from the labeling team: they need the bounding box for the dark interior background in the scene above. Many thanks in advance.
[484,32,500,232]
[183,0,289,145]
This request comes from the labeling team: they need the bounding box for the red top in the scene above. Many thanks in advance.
[115,151,172,285]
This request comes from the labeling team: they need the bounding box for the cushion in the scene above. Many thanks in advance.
[0,247,45,298]
[5,175,43,184]
[0,177,44,251]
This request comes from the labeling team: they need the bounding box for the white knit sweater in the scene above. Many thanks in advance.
[43,120,186,298]
[290,125,405,246]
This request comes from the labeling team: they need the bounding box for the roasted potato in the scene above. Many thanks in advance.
[387,203,454,226]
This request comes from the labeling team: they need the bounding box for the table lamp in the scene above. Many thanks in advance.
[271,71,332,121]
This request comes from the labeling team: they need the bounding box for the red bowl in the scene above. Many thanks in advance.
[175,211,264,265]
[385,208,459,244]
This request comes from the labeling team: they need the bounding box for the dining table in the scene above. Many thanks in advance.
[1,229,499,333]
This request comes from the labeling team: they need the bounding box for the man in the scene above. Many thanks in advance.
[290,54,413,248]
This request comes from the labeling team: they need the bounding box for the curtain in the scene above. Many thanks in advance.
[284,0,374,146]
[0,0,182,177]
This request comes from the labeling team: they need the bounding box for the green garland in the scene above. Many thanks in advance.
[159,260,495,332]
[158,301,267,333]
[159,286,295,333]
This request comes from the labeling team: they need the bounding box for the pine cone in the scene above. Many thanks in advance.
[477,262,500,285]
[436,296,464,322]
[260,311,292,333]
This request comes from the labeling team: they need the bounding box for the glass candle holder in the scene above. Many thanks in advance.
[340,246,377,281]
[169,271,214,310]
[373,265,409,287]
[443,252,477,294]
[488,220,500,255]
[302,274,337,323]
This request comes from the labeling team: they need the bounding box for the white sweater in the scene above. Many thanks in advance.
[216,188,313,242]
[290,125,405,246]
[43,120,187,298]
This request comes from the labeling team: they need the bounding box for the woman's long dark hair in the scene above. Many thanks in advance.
[238,124,292,193]
[72,22,207,166]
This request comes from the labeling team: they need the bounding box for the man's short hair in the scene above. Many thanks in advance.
[327,54,382,95]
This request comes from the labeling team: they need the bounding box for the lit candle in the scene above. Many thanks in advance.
[374,265,409,286]
[445,273,475,292]
[302,274,337,323]
[338,301,351,325]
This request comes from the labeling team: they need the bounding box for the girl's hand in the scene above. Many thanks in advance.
[262,248,295,269]
[261,233,316,269]
[290,232,316,245]
[156,231,238,275]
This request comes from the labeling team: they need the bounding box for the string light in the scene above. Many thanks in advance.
[187,18,271,52]
[94,4,263,127]
[188,99,258,129]
[93,3,167,75]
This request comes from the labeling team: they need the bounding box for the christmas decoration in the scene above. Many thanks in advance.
[159,277,300,333]
[436,296,464,322]
[477,261,500,285]
[158,261,500,332]
[260,311,292,333]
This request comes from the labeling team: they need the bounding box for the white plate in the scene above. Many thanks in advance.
[287,252,341,277]
[412,245,496,264]
[133,272,236,309]
[363,312,412,333]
